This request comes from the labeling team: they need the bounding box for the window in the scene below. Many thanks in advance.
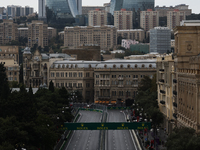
[51,72,54,77]
[112,75,116,78]
[73,83,77,87]
[96,80,99,85]
[86,83,90,88]
[119,91,123,96]
[96,75,99,78]
[79,72,83,77]
[112,91,116,96]
[56,73,59,77]
[69,83,72,88]
[86,72,90,77]
[69,72,72,77]
[65,73,67,77]
[14,72,17,75]
[78,83,82,88]
[61,72,64,77]
[96,91,99,97]
[73,72,77,77]
[65,83,67,87]
[61,83,64,87]
[56,83,59,87]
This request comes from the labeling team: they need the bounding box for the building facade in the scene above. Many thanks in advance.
[173,26,200,132]
[150,27,171,54]
[88,9,112,26]
[18,28,28,39]
[49,61,100,103]
[28,20,48,48]
[114,9,133,30]
[94,59,156,104]
[48,27,57,40]
[117,29,145,42]
[0,20,18,45]
[157,54,175,134]
[140,9,159,31]
[46,0,82,19]
[167,10,186,29]
[64,25,117,50]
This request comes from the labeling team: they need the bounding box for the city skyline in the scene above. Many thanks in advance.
[0,0,200,14]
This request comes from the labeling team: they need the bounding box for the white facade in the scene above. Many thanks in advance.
[39,0,46,18]
[121,39,139,49]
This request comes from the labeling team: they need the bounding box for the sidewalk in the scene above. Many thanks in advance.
[138,128,167,150]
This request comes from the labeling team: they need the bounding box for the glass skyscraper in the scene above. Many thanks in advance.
[46,0,82,19]
[110,0,154,14]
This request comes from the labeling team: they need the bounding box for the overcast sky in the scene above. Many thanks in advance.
[1,0,199,14]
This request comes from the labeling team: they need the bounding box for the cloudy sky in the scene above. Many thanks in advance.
[1,0,200,14]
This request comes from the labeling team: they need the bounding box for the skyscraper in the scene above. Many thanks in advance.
[46,0,82,19]
[38,0,46,19]
[110,0,155,14]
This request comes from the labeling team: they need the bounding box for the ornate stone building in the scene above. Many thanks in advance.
[157,54,175,134]
[174,26,200,132]
[94,60,156,104]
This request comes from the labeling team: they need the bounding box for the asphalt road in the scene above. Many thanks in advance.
[65,110,102,150]
[106,110,136,150]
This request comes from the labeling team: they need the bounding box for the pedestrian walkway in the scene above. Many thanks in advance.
[137,128,168,150]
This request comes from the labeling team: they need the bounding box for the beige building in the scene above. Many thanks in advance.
[167,10,186,29]
[49,61,100,103]
[0,46,20,83]
[88,9,109,26]
[173,26,200,132]
[48,27,57,40]
[157,54,175,134]
[82,6,105,15]
[117,29,145,42]
[94,60,156,104]
[114,9,133,30]
[0,20,18,45]
[0,46,19,63]
[18,27,28,38]
[28,20,48,48]
[155,4,191,17]
[140,9,159,31]
[64,25,117,50]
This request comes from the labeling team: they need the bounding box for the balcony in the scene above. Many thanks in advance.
[173,102,177,108]
[173,79,177,83]
[173,91,177,95]
[160,100,165,105]
[118,85,124,88]
[173,113,177,119]
[160,90,166,94]
[118,77,124,80]
[159,79,164,83]
[159,69,164,72]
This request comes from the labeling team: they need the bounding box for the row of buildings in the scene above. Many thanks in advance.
[157,23,200,133]
[0,5,34,20]
[0,20,57,47]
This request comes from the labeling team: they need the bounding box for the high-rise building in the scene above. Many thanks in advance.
[167,9,186,29]
[114,9,133,30]
[0,20,18,45]
[27,20,48,48]
[110,0,155,14]
[150,27,171,54]
[64,25,117,50]
[38,0,46,19]
[46,0,82,19]
[25,6,34,16]
[140,9,159,31]
[88,9,112,26]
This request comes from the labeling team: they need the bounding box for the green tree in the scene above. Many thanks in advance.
[166,127,200,150]
[0,63,10,100]
[49,80,54,92]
